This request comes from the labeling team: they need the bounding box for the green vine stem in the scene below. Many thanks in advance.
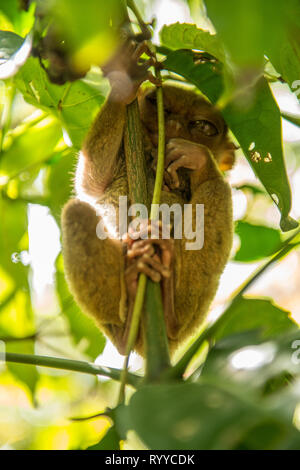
[119,70,170,401]
[144,82,171,381]
[2,352,141,388]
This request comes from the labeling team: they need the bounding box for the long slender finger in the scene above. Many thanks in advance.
[151,240,174,268]
[127,243,155,259]
[132,40,154,61]
[125,262,139,283]
[136,259,162,282]
[165,147,183,168]
[166,160,181,188]
[167,155,192,186]
[126,237,173,260]
[133,238,173,252]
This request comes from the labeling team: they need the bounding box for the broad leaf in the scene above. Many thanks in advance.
[202,330,300,393]
[0,0,35,36]
[160,23,225,62]
[0,118,62,176]
[87,426,120,450]
[129,381,300,450]
[204,0,300,93]
[215,297,297,341]
[0,30,31,79]
[15,58,107,149]
[203,0,265,68]
[234,221,282,262]
[0,199,29,288]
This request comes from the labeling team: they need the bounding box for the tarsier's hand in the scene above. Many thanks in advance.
[122,220,174,300]
[102,40,159,105]
[165,138,210,189]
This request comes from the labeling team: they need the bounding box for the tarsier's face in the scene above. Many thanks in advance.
[139,85,235,171]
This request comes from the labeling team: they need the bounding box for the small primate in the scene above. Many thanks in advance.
[61,40,235,355]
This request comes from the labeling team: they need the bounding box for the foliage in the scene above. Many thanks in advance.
[0,0,300,450]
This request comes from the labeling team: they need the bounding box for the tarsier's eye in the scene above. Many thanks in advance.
[190,119,219,137]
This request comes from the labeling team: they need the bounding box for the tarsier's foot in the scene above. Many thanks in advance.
[123,220,173,297]
[102,39,160,104]
[123,220,178,340]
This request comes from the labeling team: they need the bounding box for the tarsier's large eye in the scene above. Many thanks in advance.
[190,119,219,137]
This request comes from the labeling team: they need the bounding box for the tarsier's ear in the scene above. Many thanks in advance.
[217,140,238,171]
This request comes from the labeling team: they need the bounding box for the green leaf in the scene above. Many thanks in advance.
[234,221,282,262]
[0,30,31,79]
[87,426,120,450]
[1,118,62,176]
[202,330,300,394]
[0,0,35,36]
[204,0,265,67]
[5,339,39,397]
[263,0,300,90]
[0,289,34,338]
[160,23,225,62]
[163,50,297,231]
[281,111,300,128]
[0,30,23,59]
[0,289,38,396]
[204,0,300,97]
[129,382,300,449]
[234,418,300,450]
[215,297,297,342]
[56,255,106,360]
[0,199,29,287]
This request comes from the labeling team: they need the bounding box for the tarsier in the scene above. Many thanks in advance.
[61,41,235,356]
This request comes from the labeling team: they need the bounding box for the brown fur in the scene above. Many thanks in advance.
[61,85,234,356]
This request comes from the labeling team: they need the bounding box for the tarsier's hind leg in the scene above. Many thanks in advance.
[61,199,125,335]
